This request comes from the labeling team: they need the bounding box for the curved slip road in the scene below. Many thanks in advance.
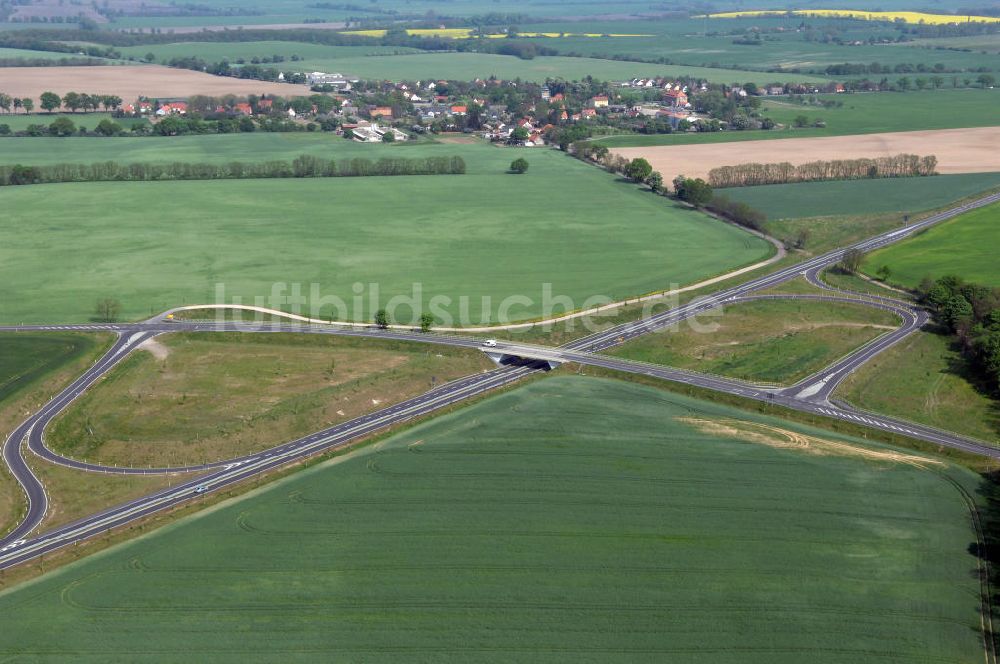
[2,190,1000,568]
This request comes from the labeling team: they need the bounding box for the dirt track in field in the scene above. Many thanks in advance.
[0,66,311,100]
[611,126,1000,184]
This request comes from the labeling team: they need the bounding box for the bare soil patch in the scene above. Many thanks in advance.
[612,127,1000,184]
[0,66,310,101]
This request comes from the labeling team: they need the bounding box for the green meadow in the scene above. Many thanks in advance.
[0,140,772,324]
[0,376,985,663]
[863,202,1000,288]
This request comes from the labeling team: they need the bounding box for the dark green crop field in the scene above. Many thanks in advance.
[0,376,986,663]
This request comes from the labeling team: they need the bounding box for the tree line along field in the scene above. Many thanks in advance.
[595,89,1000,148]
[0,375,986,662]
[0,140,773,324]
[862,202,1000,289]
[115,41,424,63]
[0,112,148,131]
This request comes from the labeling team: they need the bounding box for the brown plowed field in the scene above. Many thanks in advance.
[611,127,1000,184]
[0,65,311,100]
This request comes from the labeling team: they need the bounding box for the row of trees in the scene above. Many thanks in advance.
[919,275,1000,395]
[0,91,123,114]
[707,154,938,188]
[1,155,466,186]
[570,141,768,231]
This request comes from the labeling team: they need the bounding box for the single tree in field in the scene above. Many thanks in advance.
[838,248,865,274]
[22,98,34,114]
[40,91,61,113]
[95,298,121,323]
[624,157,652,183]
[877,265,892,282]
[509,157,529,174]
[12,98,21,113]
[419,313,434,332]
[374,309,389,329]
[381,131,395,143]
[0,94,10,114]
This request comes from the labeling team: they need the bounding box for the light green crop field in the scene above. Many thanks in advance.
[608,298,900,384]
[723,173,1000,220]
[290,52,827,84]
[116,40,422,63]
[0,376,986,662]
[838,329,1000,444]
[863,202,1000,288]
[0,141,772,324]
[595,89,1000,147]
[0,112,148,131]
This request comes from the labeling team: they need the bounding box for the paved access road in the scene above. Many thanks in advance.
[2,190,999,569]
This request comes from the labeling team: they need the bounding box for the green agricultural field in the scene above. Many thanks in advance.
[723,173,1000,220]
[0,141,772,325]
[115,41,422,64]
[0,112,148,131]
[513,17,1000,74]
[608,298,900,384]
[0,332,110,536]
[47,332,490,467]
[839,330,1000,444]
[595,88,1000,147]
[291,52,827,84]
[863,202,1000,288]
[0,376,987,661]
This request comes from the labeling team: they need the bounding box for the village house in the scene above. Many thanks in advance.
[590,95,609,109]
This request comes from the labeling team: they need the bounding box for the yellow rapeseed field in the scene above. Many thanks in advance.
[705,9,1000,24]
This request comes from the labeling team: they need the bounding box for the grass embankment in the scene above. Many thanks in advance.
[838,329,1000,444]
[0,332,115,537]
[863,202,1000,289]
[0,142,772,325]
[608,298,900,384]
[594,89,1000,148]
[0,375,985,662]
[47,332,492,468]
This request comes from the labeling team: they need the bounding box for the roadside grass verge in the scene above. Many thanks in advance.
[46,332,492,468]
[0,375,986,663]
[607,298,900,385]
[837,328,1000,445]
